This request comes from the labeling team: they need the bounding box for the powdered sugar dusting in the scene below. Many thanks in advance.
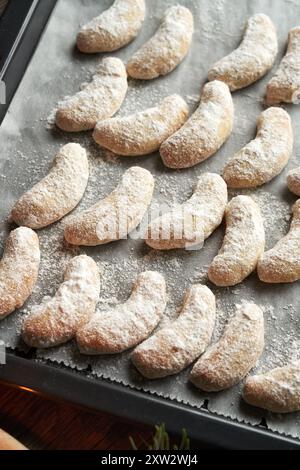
[77,0,146,53]
[146,173,227,250]
[208,196,265,287]
[191,303,264,391]
[93,94,189,156]
[160,80,234,168]
[77,271,166,354]
[288,166,300,196]
[127,5,194,79]
[258,200,300,283]
[22,255,100,348]
[11,143,89,229]
[55,57,128,132]
[0,228,40,319]
[208,14,278,91]
[131,284,216,378]
[224,107,293,188]
[64,166,154,246]
[267,27,300,104]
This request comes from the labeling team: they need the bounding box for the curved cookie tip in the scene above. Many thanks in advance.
[208,195,265,287]
[160,81,234,169]
[131,284,216,379]
[145,172,227,251]
[64,166,154,246]
[257,199,300,283]
[93,94,189,157]
[11,143,89,229]
[266,26,300,105]
[287,167,300,196]
[22,255,100,349]
[55,57,128,132]
[127,5,194,80]
[223,107,293,188]
[76,271,166,355]
[243,360,300,413]
[190,303,264,392]
[208,13,278,91]
[0,227,40,320]
[77,0,146,54]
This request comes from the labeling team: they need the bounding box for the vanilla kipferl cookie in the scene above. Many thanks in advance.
[127,5,194,80]
[93,95,188,157]
[258,200,300,283]
[160,81,233,169]
[0,228,40,320]
[208,196,265,287]
[64,167,154,246]
[22,256,100,349]
[223,107,293,188]
[77,0,146,53]
[287,167,300,196]
[208,14,278,91]
[55,58,128,132]
[243,361,300,413]
[131,285,216,379]
[11,144,89,230]
[190,303,264,392]
[267,27,300,105]
[146,173,228,251]
[77,271,166,355]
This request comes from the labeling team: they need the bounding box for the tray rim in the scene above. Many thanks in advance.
[0,0,58,123]
[1,351,300,450]
[0,0,300,450]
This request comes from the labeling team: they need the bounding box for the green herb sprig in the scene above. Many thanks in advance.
[130,423,190,451]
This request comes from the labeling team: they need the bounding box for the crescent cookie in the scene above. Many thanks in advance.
[287,167,300,196]
[127,5,194,80]
[208,196,265,287]
[77,271,166,355]
[77,0,146,53]
[208,14,278,91]
[243,361,300,413]
[11,144,89,230]
[190,303,264,392]
[266,27,300,105]
[0,228,40,320]
[146,173,228,251]
[223,107,293,188]
[258,200,300,283]
[64,166,154,246]
[93,95,189,157]
[160,81,234,169]
[131,285,216,379]
[22,256,100,349]
[55,58,128,132]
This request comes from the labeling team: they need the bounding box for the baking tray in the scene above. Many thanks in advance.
[1,352,299,450]
[0,0,58,123]
[1,0,300,450]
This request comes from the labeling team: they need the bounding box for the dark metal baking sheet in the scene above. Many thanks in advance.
[1,0,300,449]
[0,0,58,122]
[1,353,300,450]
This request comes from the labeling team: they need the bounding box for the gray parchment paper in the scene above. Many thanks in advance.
[1,0,300,440]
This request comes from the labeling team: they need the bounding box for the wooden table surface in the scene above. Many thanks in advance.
[0,383,153,450]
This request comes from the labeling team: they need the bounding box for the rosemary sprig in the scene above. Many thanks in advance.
[130,423,190,451]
